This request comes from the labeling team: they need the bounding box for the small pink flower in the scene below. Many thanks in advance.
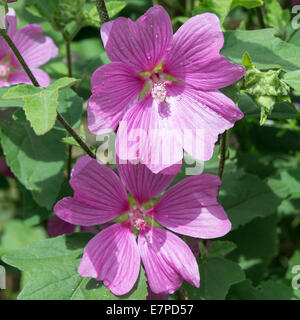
[0,8,58,87]
[6,0,18,3]
[54,156,231,296]
[294,103,300,110]
[0,157,15,178]
[47,215,98,238]
[88,5,245,173]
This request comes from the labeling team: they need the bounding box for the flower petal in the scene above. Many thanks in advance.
[164,13,236,87]
[54,197,112,226]
[116,94,183,173]
[6,8,17,38]
[47,215,75,238]
[167,83,243,162]
[117,158,179,205]
[0,157,15,178]
[54,156,129,226]
[0,8,16,58]
[138,227,199,294]
[153,174,231,238]
[88,62,144,135]
[78,223,140,296]
[171,54,245,90]
[11,24,58,68]
[8,68,50,87]
[71,156,129,214]
[101,5,173,72]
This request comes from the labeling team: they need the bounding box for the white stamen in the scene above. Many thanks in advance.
[130,207,147,231]
[151,82,167,103]
[0,64,9,78]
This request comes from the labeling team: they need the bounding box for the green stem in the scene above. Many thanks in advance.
[95,0,110,24]
[185,0,193,17]
[65,39,72,78]
[287,28,299,42]
[0,28,96,159]
[65,39,73,179]
[218,132,227,179]
[256,7,266,28]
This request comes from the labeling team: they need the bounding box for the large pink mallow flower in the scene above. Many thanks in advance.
[0,8,58,87]
[88,5,245,173]
[54,156,231,296]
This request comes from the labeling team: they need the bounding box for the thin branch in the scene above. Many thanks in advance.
[65,39,74,178]
[0,28,96,159]
[65,39,73,78]
[287,28,300,42]
[218,132,227,179]
[95,0,110,24]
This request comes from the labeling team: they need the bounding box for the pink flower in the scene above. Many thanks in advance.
[54,156,231,295]
[0,8,58,87]
[294,103,300,110]
[6,1,17,3]
[0,156,15,178]
[47,215,98,238]
[88,5,245,173]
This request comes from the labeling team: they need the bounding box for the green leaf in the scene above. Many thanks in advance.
[183,257,245,300]
[0,87,24,108]
[61,124,86,147]
[2,78,78,135]
[193,0,232,24]
[171,16,189,26]
[231,0,263,9]
[193,0,263,24]
[0,220,46,257]
[229,279,296,300]
[2,233,148,300]
[225,215,278,284]
[86,1,126,27]
[242,51,253,70]
[219,170,281,229]
[25,0,60,20]
[264,0,290,35]
[106,1,126,17]
[268,169,300,200]
[56,88,83,129]
[0,110,66,209]
[222,29,300,72]
[238,94,298,120]
[283,70,300,92]
[253,281,295,300]
[20,186,51,226]
[208,241,237,258]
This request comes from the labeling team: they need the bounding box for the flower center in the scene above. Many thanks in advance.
[0,63,9,80]
[129,207,147,231]
[138,61,180,103]
[151,81,167,103]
